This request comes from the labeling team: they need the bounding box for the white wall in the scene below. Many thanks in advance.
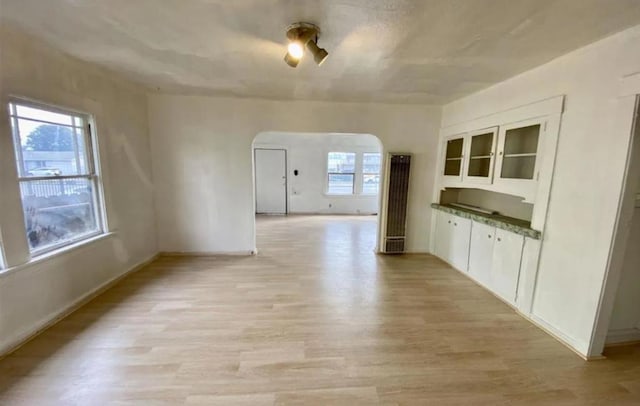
[0,25,157,354]
[608,139,640,335]
[254,132,382,215]
[148,96,441,254]
[457,189,533,221]
[441,25,640,356]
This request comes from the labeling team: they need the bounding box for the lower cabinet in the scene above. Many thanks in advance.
[434,211,471,271]
[468,222,495,288]
[489,229,525,304]
[435,210,527,306]
[434,210,452,261]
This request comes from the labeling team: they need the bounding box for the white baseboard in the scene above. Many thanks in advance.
[0,253,159,358]
[606,328,640,345]
[518,312,592,360]
[438,256,592,360]
[160,250,256,256]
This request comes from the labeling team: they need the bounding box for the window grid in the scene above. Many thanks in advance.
[327,152,357,195]
[8,100,105,256]
[362,152,381,195]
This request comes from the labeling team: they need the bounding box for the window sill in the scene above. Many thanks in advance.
[0,232,115,279]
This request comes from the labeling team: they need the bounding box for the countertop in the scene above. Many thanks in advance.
[431,203,541,239]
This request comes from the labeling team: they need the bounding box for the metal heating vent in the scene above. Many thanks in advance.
[383,154,411,253]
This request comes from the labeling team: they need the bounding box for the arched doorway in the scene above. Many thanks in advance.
[251,131,385,254]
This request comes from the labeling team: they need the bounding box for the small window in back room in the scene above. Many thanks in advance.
[327,152,356,194]
[8,100,105,255]
[362,152,381,195]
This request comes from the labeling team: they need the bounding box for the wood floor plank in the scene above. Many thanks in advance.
[1,215,639,405]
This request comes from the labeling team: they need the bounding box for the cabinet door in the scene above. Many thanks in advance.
[490,229,525,304]
[464,127,498,184]
[449,216,471,271]
[494,119,544,201]
[442,134,466,182]
[434,211,452,261]
[468,222,495,287]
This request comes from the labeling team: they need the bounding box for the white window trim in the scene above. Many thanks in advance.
[7,97,108,258]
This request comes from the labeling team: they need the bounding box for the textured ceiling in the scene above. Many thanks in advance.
[2,0,640,104]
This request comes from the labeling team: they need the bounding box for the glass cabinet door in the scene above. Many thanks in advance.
[499,124,540,180]
[466,127,497,182]
[443,136,465,178]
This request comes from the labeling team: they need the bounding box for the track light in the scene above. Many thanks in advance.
[306,40,329,66]
[283,22,329,68]
[287,41,304,60]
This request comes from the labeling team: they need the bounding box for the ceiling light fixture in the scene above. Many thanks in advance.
[284,22,328,68]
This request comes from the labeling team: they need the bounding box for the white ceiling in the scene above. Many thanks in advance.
[2,0,640,104]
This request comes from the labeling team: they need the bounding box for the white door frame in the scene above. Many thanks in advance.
[589,72,640,358]
[254,148,288,214]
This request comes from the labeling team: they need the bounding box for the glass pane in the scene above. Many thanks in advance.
[501,156,536,179]
[19,178,98,251]
[327,174,354,195]
[15,104,74,126]
[445,138,464,159]
[468,157,491,177]
[14,118,89,176]
[504,125,540,155]
[444,159,461,176]
[363,174,380,194]
[327,152,356,173]
[363,153,381,173]
[470,132,493,157]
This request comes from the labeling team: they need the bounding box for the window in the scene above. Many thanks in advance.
[327,152,356,194]
[8,101,104,254]
[362,153,381,194]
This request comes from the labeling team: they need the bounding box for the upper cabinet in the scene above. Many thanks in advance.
[442,134,466,182]
[494,118,544,201]
[439,119,547,202]
[464,127,498,184]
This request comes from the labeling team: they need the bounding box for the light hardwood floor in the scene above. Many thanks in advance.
[1,215,639,405]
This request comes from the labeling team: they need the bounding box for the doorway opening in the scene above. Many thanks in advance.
[252,131,384,254]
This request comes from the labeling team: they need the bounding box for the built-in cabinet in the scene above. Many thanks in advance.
[440,119,545,202]
[434,211,471,271]
[468,222,495,288]
[442,135,465,181]
[464,127,498,184]
[436,210,528,307]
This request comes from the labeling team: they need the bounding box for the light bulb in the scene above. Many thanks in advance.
[287,41,304,60]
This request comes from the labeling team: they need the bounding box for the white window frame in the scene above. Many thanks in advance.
[7,98,107,257]
[361,152,382,195]
[326,151,356,195]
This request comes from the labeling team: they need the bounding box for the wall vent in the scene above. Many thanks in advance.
[383,153,411,253]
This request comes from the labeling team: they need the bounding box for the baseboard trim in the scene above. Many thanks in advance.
[160,250,256,257]
[605,328,640,346]
[518,312,597,360]
[437,255,593,360]
[0,253,159,359]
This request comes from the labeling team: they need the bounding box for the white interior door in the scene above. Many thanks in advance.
[255,149,287,214]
